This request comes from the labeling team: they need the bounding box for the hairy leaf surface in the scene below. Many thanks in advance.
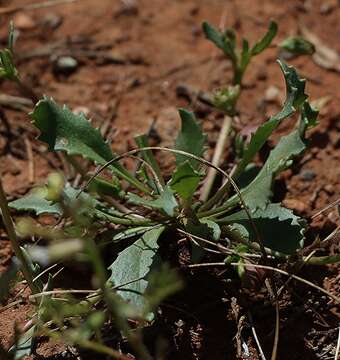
[108,227,165,311]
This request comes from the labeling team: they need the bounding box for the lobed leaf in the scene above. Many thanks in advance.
[30,98,146,191]
[233,60,307,180]
[219,204,306,254]
[226,106,312,211]
[9,184,97,216]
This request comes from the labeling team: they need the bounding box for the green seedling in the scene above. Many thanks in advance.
[203,20,277,88]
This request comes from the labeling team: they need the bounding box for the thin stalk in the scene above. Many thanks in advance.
[75,339,130,360]
[188,262,340,303]
[84,235,152,360]
[0,178,39,294]
[200,115,232,202]
[95,208,154,226]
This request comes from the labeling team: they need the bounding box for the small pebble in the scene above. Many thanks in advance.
[41,13,63,29]
[264,85,281,102]
[53,56,78,75]
[13,13,36,30]
[300,169,316,181]
[283,199,307,213]
[73,106,90,117]
[324,184,334,194]
[320,2,336,14]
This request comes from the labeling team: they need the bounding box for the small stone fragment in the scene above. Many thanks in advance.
[324,184,334,194]
[283,199,307,213]
[320,1,336,14]
[300,169,316,181]
[13,13,36,30]
[264,86,281,102]
[73,106,90,117]
[53,56,78,75]
[41,13,63,29]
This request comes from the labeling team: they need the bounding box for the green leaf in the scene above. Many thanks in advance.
[233,60,307,180]
[170,161,202,200]
[127,186,178,217]
[108,226,165,312]
[228,120,309,211]
[300,101,319,134]
[31,98,113,164]
[200,219,221,241]
[135,134,164,189]
[9,188,62,215]
[202,22,237,61]
[240,39,251,72]
[219,204,306,254]
[0,48,18,80]
[279,36,315,56]
[251,21,278,55]
[202,21,225,51]
[9,184,97,216]
[10,326,35,360]
[30,98,147,192]
[175,109,206,170]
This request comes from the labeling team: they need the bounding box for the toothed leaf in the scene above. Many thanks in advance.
[233,61,307,180]
[9,188,62,215]
[9,185,97,216]
[227,111,312,210]
[30,98,144,190]
[220,204,306,254]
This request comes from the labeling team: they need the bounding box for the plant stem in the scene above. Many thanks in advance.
[75,339,130,360]
[95,208,154,226]
[85,235,152,360]
[200,115,232,202]
[0,177,39,294]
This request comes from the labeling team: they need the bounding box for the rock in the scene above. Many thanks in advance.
[53,56,78,75]
[300,169,316,181]
[264,85,281,103]
[114,0,139,18]
[320,1,337,14]
[283,199,307,213]
[73,106,90,117]
[324,184,334,194]
[41,13,63,29]
[13,13,36,30]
